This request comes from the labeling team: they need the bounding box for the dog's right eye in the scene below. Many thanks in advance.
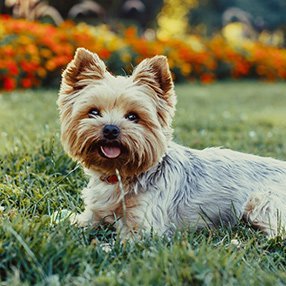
[88,109,101,118]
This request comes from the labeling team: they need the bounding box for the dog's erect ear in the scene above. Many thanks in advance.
[132,55,174,99]
[60,48,106,94]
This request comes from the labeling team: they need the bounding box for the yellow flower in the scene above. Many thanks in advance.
[120,52,131,63]
[181,63,192,76]
[18,35,33,45]
[0,22,5,39]
[185,36,205,52]
[46,60,56,71]
[41,49,52,58]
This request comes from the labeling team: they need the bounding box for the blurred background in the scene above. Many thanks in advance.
[0,0,286,90]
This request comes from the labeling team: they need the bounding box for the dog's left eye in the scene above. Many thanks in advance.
[125,113,139,122]
[88,108,101,118]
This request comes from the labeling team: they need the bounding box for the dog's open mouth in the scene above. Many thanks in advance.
[99,143,122,159]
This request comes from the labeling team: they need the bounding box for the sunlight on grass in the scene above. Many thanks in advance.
[0,89,59,153]
[0,81,286,284]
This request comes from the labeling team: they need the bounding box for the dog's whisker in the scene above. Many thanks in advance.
[116,169,127,226]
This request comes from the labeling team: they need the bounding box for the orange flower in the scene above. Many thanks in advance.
[125,27,137,38]
[1,17,286,90]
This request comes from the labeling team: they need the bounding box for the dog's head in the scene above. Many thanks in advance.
[57,48,176,177]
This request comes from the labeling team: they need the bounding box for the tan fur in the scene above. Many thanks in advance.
[58,48,175,179]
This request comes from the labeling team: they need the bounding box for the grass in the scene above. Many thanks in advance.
[0,81,286,285]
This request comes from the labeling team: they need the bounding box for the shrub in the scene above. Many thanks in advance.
[0,16,286,90]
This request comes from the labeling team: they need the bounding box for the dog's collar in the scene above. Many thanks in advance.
[100,174,118,184]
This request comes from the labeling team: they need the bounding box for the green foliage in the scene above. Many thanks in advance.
[1,82,286,284]
[190,0,286,34]
[45,0,163,28]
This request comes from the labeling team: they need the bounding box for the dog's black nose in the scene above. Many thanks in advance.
[103,124,120,140]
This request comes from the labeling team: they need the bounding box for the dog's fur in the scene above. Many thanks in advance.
[57,48,286,237]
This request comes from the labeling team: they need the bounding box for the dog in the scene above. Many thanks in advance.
[57,48,286,238]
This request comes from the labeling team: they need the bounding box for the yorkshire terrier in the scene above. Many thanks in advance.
[57,48,286,238]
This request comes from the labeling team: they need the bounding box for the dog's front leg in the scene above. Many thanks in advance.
[73,209,96,227]
[71,183,114,227]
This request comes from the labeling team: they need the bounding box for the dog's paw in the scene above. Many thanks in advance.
[70,210,96,227]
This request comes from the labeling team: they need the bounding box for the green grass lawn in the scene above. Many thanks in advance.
[0,81,286,285]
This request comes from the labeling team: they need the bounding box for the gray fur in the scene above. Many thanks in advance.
[131,142,286,236]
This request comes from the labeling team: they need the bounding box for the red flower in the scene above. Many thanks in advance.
[200,73,215,84]
[98,49,111,60]
[0,15,11,20]
[7,62,19,76]
[3,77,16,91]
[21,77,33,89]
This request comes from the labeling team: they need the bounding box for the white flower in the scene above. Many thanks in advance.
[248,131,256,138]
[100,242,112,253]
[230,239,241,247]
[50,209,73,224]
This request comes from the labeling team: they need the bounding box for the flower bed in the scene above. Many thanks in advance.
[0,16,286,90]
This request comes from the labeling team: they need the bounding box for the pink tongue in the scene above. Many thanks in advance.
[101,146,121,159]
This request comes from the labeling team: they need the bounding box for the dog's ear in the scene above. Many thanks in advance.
[60,48,106,94]
[132,55,174,100]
